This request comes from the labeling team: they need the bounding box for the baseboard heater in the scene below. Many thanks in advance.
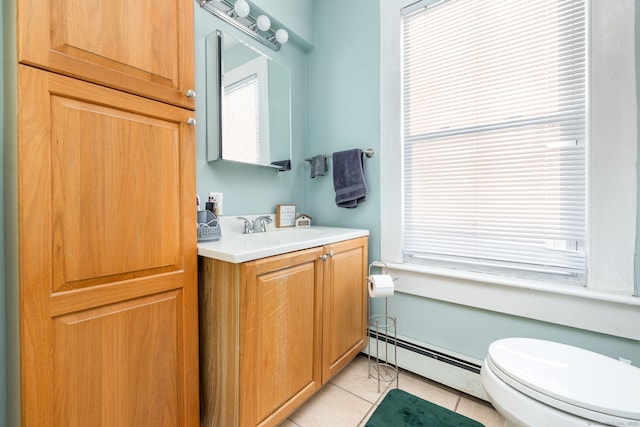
[364,329,488,400]
[368,329,481,374]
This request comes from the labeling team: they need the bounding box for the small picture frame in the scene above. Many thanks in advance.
[276,204,296,228]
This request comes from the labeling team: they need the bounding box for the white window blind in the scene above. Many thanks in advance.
[402,0,586,282]
[222,75,261,164]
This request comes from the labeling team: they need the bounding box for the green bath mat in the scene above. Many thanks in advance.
[366,389,485,427]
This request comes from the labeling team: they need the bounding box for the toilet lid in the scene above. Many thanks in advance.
[487,338,640,420]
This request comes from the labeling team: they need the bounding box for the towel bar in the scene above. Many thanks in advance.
[305,148,374,162]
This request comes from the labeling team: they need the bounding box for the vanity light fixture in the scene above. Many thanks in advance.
[232,0,250,18]
[251,15,271,32]
[198,0,289,52]
[271,28,289,44]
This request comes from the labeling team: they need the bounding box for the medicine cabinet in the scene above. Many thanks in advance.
[206,30,292,170]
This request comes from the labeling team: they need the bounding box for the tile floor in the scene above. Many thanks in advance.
[279,355,505,427]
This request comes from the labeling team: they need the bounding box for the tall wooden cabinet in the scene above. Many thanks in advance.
[7,0,199,425]
[199,237,368,427]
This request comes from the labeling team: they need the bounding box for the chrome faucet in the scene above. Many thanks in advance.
[236,215,273,234]
[253,215,273,233]
[236,216,253,234]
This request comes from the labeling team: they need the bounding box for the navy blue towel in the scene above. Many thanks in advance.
[309,154,327,178]
[270,159,291,171]
[333,149,367,208]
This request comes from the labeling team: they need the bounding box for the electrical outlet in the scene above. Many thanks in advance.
[211,192,223,215]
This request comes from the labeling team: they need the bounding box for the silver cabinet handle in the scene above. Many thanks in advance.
[186,89,196,98]
[328,251,334,257]
[320,255,327,261]
[186,117,196,126]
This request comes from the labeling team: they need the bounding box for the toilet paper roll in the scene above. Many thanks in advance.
[368,275,394,298]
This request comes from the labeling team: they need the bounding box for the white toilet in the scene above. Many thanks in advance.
[481,337,640,427]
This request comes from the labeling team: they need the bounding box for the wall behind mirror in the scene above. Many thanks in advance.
[206,30,292,170]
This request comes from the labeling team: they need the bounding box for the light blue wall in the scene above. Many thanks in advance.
[383,293,640,363]
[305,0,381,261]
[194,4,308,216]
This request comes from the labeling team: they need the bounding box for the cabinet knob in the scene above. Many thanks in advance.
[319,255,327,261]
[328,251,334,258]
[186,117,196,126]
[186,89,197,98]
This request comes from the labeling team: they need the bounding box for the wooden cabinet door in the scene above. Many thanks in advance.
[17,65,199,427]
[241,248,324,427]
[17,0,195,109]
[321,237,368,383]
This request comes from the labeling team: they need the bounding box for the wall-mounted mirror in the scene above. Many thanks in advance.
[206,30,292,170]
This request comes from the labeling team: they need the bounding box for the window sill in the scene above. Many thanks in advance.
[380,262,640,340]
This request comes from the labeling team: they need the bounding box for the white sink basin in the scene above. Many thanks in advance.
[231,228,323,244]
[197,224,369,263]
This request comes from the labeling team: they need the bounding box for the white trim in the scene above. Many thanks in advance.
[587,0,638,294]
[384,262,640,341]
[380,0,639,337]
[380,0,405,264]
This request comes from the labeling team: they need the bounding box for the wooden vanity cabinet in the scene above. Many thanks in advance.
[321,237,369,382]
[199,236,368,427]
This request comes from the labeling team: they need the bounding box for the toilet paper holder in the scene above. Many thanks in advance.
[366,261,399,392]
[368,260,391,278]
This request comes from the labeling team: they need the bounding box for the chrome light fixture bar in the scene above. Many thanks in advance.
[198,0,288,52]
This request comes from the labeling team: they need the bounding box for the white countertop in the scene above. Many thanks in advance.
[197,216,369,263]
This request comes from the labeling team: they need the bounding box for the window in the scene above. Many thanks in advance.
[401,0,586,283]
[220,54,271,165]
[223,74,261,164]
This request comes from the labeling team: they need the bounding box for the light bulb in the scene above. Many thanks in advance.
[233,0,250,18]
[275,28,289,44]
[256,15,271,32]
